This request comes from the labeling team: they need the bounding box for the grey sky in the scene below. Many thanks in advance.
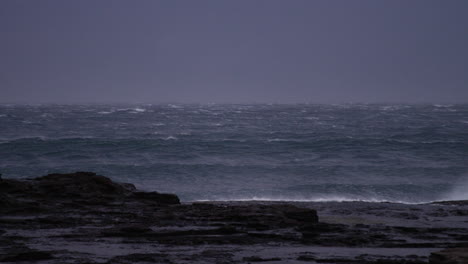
[1,0,467,103]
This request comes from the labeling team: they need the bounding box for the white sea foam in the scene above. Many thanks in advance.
[433,104,453,108]
[117,108,131,111]
[2,104,466,203]
[195,196,424,204]
[133,107,146,112]
[443,176,468,201]
[267,138,302,142]
[127,107,146,114]
[115,107,145,113]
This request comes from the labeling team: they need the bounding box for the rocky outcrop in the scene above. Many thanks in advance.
[0,250,53,262]
[430,248,468,264]
[131,191,180,205]
[33,171,136,198]
[0,194,16,209]
[0,172,179,213]
[1,172,468,263]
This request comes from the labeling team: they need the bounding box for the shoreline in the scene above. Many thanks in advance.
[1,172,468,263]
[190,199,464,205]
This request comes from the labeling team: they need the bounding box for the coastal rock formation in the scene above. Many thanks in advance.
[430,248,468,264]
[0,172,179,214]
[1,172,468,263]
[1,171,136,200]
[0,194,15,207]
[33,171,136,198]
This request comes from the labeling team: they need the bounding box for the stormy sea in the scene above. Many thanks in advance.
[1,103,467,203]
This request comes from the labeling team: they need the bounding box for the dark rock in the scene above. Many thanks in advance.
[431,200,468,206]
[282,206,319,223]
[192,250,234,263]
[101,226,153,237]
[217,225,238,234]
[34,171,135,199]
[299,222,347,234]
[429,247,468,264]
[157,226,239,237]
[246,222,270,231]
[450,210,468,216]
[5,171,468,264]
[1,172,181,218]
[0,193,16,208]
[0,179,31,194]
[0,251,53,262]
[108,253,171,264]
[243,256,282,262]
[297,255,317,261]
[131,191,180,205]
[119,226,153,234]
[312,257,360,263]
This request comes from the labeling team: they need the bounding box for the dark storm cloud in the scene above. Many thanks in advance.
[1,0,467,103]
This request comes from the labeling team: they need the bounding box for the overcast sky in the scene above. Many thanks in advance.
[1,0,467,103]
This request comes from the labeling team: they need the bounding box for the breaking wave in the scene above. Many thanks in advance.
[1,103,467,203]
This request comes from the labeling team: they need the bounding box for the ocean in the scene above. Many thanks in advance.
[1,103,467,203]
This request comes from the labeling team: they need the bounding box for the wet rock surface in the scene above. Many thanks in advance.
[429,248,468,264]
[1,172,468,263]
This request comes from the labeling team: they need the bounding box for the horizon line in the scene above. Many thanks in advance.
[1,101,468,105]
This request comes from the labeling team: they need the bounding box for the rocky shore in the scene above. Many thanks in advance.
[1,172,467,264]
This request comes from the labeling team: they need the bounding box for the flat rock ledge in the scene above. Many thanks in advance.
[1,172,468,264]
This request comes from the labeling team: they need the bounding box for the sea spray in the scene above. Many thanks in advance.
[442,175,468,201]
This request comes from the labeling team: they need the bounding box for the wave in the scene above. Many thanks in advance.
[1,134,463,150]
[433,104,453,108]
[131,107,146,113]
[194,196,427,204]
[1,104,467,204]
[98,107,145,114]
[379,105,411,111]
[101,107,146,113]
[267,138,303,142]
[0,136,98,144]
[386,138,463,144]
[168,104,183,109]
[441,175,468,201]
